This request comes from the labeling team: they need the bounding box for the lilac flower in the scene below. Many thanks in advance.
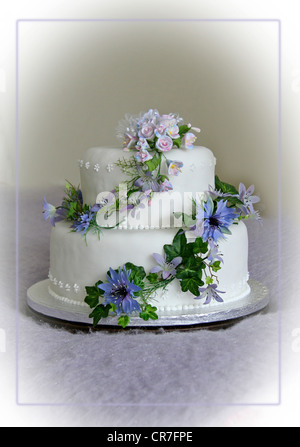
[150,253,182,280]
[195,283,225,304]
[98,267,141,315]
[72,211,94,234]
[135,148,153,163]
[159,179,173,192]
[182,132,197,149]
[237,183,260,215]
[91,192,116,213]
[196,197,236,243]
[134,168,161,192]
[125,191,146,217]
[166,125,180,139]
[167,160,183,176]
[207,237,223,264]
[54,206,68,223]
[43,197,56,226]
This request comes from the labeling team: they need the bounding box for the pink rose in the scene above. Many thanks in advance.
[155,135,173,152]
[138,123,155,140]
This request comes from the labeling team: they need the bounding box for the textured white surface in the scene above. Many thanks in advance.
[48,220,250,309]
[1,186,299,426]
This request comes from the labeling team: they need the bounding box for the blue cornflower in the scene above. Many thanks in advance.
[43,197,56,226]
[195,283,225,304]
[196,197,236,243]
[98,267,141,316]
[72,211,94,235]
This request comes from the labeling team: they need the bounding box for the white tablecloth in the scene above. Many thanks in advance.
[1,186,299,427]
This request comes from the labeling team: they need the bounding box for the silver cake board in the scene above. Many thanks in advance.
[26,279,269,331]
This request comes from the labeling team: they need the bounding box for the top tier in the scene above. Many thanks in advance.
[79,146,216,206]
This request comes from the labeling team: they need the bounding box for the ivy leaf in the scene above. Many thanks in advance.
[89,304,111,326]
[140,304,158,321]
[118,315,130,328]
[176,263,203,281]
[84,282,104,308]
[179,276,204,296]
[124,262,146,287]
[163,230,187,262]
[211,261,222,272]
[192,238,208,255]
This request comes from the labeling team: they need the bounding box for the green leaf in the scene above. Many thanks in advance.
[118,315,130,328]
[180,276,204,296]
[89,304,111,326]
[163,230,187,262]
[84,282,104,308]
[124,262,146,286]
[211,261,222,272]
[140,304,158,321]
[146,273,158,284]
[215,175,239,196]
[206,276,214,285]
[67,201,78,219]
[178,124,190,136]
[192,238,208,255]
[146,154,161,172]
[172,138,182,148]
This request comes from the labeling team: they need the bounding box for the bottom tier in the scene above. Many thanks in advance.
[48,221,250,314]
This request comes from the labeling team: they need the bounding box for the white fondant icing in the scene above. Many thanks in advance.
[79,146,216,206]
[49,220,250,311]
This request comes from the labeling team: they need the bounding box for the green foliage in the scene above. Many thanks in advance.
[84,281,104,308]
[124,262,146,288]
[146,272,159,284]
[178,124,190,136]
[89,304,112,326]
[163,230,207,296]
[139,304,158,321]
[214,175,243,207]
[118,315,130,328]
[145,153,161,172]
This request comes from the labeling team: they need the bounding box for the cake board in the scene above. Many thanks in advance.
[26,279,269,331]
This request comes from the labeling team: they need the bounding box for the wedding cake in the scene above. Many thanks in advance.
[41,109,262,328]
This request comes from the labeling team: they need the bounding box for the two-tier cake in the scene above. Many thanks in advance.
[27,109,267,329]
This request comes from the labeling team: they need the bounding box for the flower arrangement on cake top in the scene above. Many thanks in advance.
[42,109,262,329]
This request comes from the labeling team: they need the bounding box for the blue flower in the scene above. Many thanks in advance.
[98,267,141,315]
[72,211,94,234]
[150,253,182,280]
[195,283,225,304]
[43,197,57,226]
[196,197,236,243]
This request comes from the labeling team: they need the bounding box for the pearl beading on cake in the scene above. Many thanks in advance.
[48,271,81,295]
[47,285,89,307]
[78,157,216,174]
